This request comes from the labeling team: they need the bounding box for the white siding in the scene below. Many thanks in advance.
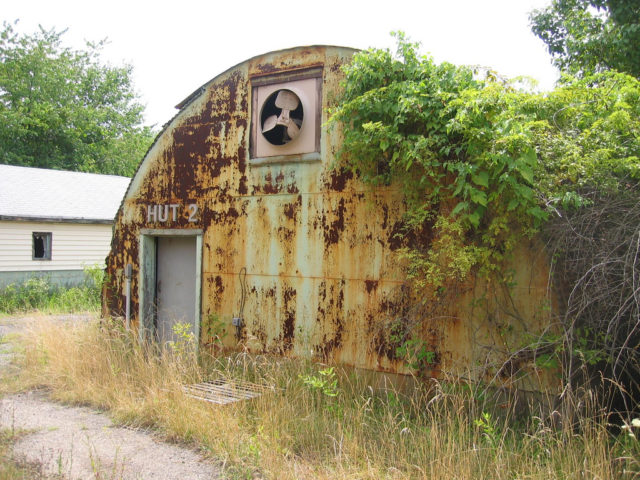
[0,221,113,271]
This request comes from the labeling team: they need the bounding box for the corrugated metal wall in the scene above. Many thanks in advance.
[104,46,557,388]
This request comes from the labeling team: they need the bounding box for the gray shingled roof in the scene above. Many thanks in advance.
[0,164,130,223]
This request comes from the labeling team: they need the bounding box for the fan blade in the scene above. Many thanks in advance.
[275,90,299,111]
[262,115,278,133]
[287,120,300,140]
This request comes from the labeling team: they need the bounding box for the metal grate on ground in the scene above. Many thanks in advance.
[182,379,279,405]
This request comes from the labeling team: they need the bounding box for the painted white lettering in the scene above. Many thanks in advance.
[158,205,169,222]
[146,203,196,224]
[170,204,180,222]
[188,204,199,223]
[147,205,157,223]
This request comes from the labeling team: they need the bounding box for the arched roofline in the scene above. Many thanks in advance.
[175,44,359,110]
[112,44,358,222]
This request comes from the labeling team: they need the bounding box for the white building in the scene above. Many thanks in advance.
[0,164,130,288]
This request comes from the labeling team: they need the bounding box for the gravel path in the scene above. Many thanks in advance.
[0,314,224,480]
[0,391,222,479]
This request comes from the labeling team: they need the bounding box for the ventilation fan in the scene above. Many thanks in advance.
[260,89,304,145]
[251,75,320,158]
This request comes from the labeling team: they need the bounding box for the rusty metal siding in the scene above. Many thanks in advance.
[103,46,556,386]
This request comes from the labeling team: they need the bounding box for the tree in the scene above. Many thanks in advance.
[530,0,640,78]
[0,21,155,176]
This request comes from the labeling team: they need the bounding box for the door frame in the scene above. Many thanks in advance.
[138,228,203,344]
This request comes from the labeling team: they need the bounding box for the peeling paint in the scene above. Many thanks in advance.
[103,46,558,390]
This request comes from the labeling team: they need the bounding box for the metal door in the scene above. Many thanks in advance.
[156,236,197,344]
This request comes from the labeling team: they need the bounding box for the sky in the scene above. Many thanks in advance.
[3,0,560,128]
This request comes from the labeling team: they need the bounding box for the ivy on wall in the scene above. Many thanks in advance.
[329,33,640,298]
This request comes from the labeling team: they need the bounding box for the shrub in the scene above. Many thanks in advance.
[0,266,104,315]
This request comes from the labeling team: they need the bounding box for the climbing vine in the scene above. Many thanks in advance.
[329,34,640,405]
[329,33,640,298]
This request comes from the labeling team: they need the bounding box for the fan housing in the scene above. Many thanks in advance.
[250,70,321,160]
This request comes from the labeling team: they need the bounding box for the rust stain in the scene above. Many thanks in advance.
[251,170,299,195]
[381,204,389,230]
[214,275,224,295]
[387,215,434,252]
[365,280,378,294]
[316,280,345,361]
[323,198,347,246]
[104,223,139,321]
[281,286,296,352]
[283,195,302,221]
[103,45,559,391]
[324,167,353,192]
[318,320,344,361]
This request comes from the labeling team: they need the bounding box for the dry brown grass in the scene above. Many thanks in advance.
[9,318,639,479]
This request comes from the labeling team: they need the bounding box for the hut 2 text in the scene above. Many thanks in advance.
[145,203,199,223]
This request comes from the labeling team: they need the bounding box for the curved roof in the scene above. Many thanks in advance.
[115,44,358,218]
[175,44,358,110]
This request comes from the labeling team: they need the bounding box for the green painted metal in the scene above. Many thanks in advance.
[138,234,156,342]
[138,229,202,345]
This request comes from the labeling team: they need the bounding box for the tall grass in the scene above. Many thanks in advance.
[0,266,103,315]
[13,318,640,479]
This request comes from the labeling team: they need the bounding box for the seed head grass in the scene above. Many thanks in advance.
[9,318,638,479]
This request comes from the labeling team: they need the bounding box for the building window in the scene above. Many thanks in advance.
[32,232,52,260]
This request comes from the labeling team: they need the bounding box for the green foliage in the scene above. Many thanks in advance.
[167,321,196,358]
[201,313,228,349]
[534,70,640,199]
[530,327,610,372]
[474,411,500,448]
[300,366,339,398]
[0,20,155,176]
[572,327,610,366]
[83,264,104,285]
[329,34,640,295]
[0,266,103,314]
[386,317,436,372]
[530,0,640,78]
[396,338,436,372]
[299,366,342,418]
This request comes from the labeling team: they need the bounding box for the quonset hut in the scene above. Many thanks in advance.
[103,46,555,387]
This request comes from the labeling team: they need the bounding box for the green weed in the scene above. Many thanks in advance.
[0,266,103,315]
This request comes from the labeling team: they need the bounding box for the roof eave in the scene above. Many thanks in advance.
[0,215,114,225]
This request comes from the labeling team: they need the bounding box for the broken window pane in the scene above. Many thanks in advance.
[32,232,52,260]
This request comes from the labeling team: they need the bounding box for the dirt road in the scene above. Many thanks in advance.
[0,314,223,479]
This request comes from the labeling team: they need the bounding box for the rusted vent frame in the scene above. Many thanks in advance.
[182,379,279,405]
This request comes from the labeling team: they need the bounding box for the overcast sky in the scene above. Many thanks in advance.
[3,0,559,127]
